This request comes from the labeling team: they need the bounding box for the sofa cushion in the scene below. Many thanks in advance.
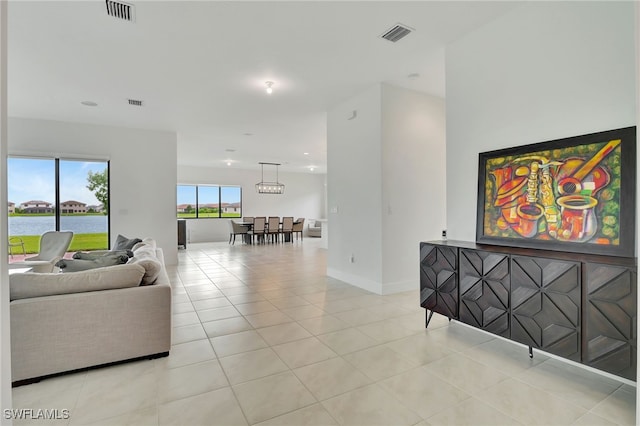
[10,263,146,301]
[128,246,162,286]
[112,234,142,251]
[72,250,133,260]
[56,254,129,272]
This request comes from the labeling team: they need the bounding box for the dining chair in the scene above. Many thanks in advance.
[280,217,294,243]
[292,218,305,241]
[250,217,266,244]
[242,217,254,224]
[228,220,249,245]
[266,217,280,243]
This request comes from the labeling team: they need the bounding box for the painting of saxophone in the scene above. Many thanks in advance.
[476,126,636,257]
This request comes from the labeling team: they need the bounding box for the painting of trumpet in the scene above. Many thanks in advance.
[476,126,636,257]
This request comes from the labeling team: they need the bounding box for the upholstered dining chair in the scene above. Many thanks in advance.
[250,217,267,244]
[280,217,294,243]
[292,218,305,241]
[242,217,254,224]
[266,216,280,243]
[13,231,74,272]
[228,220,249,245]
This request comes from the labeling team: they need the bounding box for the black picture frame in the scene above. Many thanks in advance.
[476,126,636,257]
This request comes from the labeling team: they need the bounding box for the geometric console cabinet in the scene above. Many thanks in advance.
[420,240,637,380]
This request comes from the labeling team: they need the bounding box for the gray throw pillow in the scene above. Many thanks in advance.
[56,254,129,272]
[72,250,133,260]
[112,234,142,251]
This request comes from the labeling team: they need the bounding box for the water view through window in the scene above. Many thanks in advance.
[8,157,110,257]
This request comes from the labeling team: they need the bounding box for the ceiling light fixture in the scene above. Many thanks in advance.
[227,161,232,166]
[256,162,285,194]
[303,152,309,155]
[81,101,98,107]
[309,167,315,172]
[265,81,274,95]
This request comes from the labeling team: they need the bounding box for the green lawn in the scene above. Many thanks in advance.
[177,213,241,218]
[9,233,108,254]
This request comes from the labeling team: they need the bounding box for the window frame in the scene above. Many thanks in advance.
[176,184,242,219]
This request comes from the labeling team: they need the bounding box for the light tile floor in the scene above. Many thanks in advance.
[11,239,637,425]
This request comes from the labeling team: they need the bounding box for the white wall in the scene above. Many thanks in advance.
[381,84,446,292]
[446,1,636,242]
[446,0,637,397]
[0,0,11,420]
[327,83,446,294]
[177,165,326,243]
[7,118,179,265]
[327,85,384,292]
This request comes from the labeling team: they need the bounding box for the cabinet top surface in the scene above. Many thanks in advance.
[422,240,637,267]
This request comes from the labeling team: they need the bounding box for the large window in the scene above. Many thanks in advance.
[8,157,110,256]
[177,185,242,218]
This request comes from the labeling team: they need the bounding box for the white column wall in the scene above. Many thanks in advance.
[327,83,446,294]
[1,0,12,420]
[445,1,636,243]
[327,85,384,293]
[7,117,179,265]
[381,84,446,293]
[177,165,326,243]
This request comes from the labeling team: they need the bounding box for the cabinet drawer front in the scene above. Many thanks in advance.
[459,249,510,337]
[420,244,458,319]
[584,263,637,380]
[510,255,581,361]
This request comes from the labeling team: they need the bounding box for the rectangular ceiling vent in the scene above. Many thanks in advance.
[381,24,413,43]
[128,99,143,106]
[106,0,135,22]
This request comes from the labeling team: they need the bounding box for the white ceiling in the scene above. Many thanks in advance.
[7,1,517,174]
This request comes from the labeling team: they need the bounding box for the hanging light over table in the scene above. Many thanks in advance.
[256,162,285,194]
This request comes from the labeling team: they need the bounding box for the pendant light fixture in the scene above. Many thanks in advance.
[265,81,274,94]
[256,162,285,194]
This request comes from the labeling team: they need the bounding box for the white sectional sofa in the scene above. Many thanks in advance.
[9,238,171,385]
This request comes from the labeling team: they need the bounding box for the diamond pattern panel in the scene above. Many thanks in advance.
[510,256,581,361]
[585,263,637,380]
[420,244,457,319]
[459,250,510,337]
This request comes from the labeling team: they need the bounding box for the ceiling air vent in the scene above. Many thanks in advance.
[128,99,143,106]
[380,24,413,43]
[106,0,135,22]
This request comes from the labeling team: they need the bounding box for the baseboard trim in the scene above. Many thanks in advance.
[382,279,415,295]
[327,268,382,294]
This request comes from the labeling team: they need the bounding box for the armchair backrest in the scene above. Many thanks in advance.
[35,231,74,260]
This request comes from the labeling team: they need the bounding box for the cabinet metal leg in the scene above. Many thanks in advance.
[425,310,435,328]
[529,346,533,359]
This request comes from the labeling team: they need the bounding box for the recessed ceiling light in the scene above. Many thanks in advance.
[303,152,309,155]
[81,101,98,107]
[225,148,236,152]
[243,133,253,136]
[408,73,421,79]
[227,161,232,166]
[309,167,315,172]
